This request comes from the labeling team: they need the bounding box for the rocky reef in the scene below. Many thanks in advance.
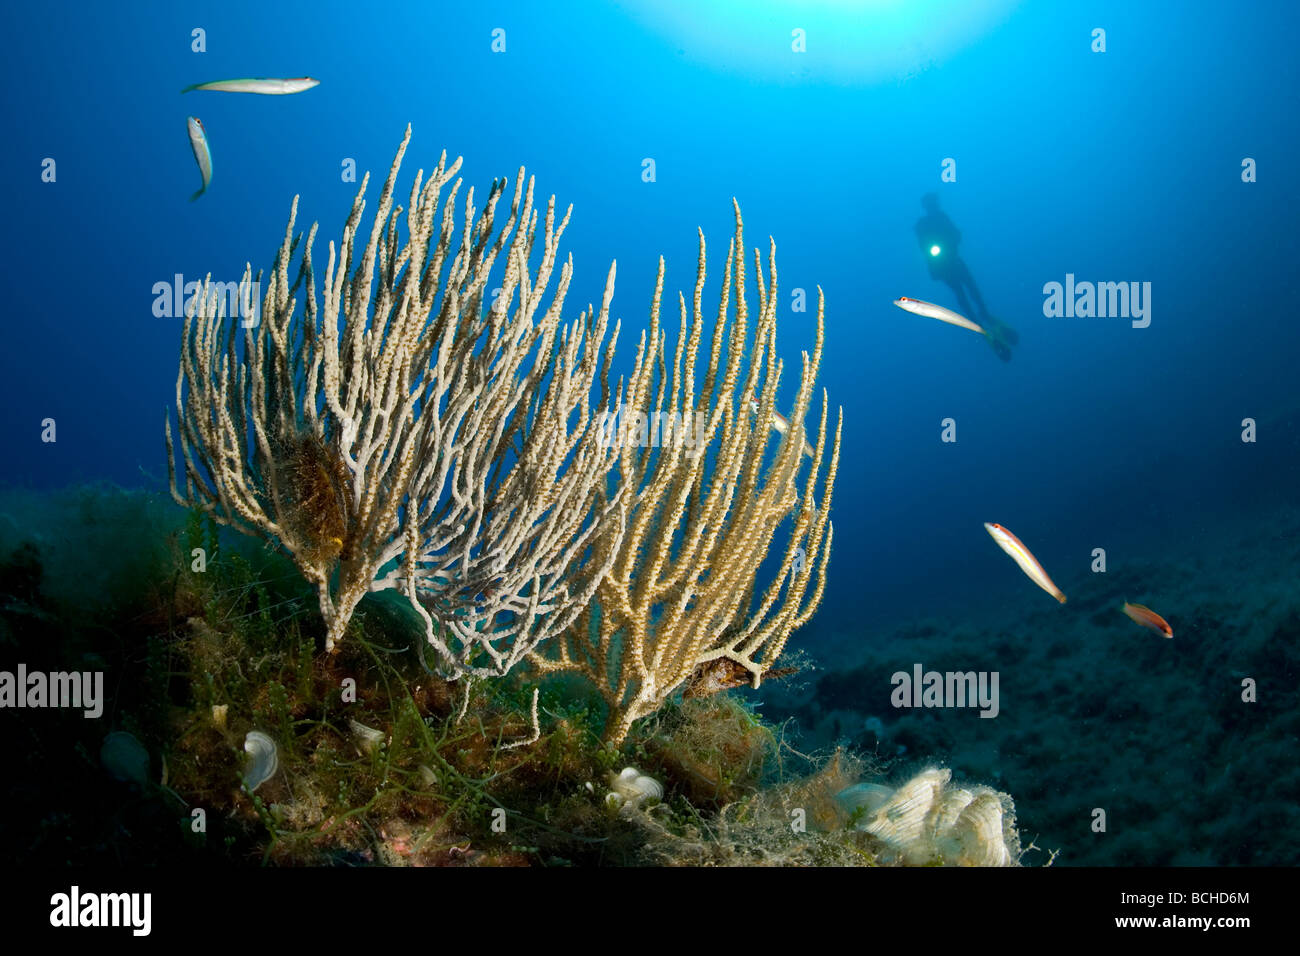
[0,485,1027,867]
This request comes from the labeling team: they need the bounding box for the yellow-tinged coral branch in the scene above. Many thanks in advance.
[531,204,841,745]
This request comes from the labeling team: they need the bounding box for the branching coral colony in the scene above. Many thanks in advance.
[167,126,623,674]
[166,126,840,742]
[532,206,841,744]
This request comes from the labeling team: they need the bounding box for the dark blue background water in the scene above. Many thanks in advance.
[3,0,1297,638]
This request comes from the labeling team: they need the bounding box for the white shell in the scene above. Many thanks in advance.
[834,782,894,818]
[349,719,385,753]
[101,731,150,785]
[938,789,1013,867]
[611,766,663,801]
[863,767,949,848]
[932,785,977,836]
[606,766,663,811]
[242,731,278,792]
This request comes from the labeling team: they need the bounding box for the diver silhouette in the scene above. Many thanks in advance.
[914,193,1017,360]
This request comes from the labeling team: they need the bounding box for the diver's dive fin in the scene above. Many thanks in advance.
[984,329,1013,362]
[983,315,1018,346]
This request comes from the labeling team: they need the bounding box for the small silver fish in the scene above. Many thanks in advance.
[749,400,814,458]
[893,296,986,335]
[984,522,1066,604]
[186,116,212,202]
[182,77,320,95]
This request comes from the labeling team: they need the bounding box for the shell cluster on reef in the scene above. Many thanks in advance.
[836,767,1018,866]
[605,766,664,814]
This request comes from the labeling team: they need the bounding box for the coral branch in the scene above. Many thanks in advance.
[531,203,842,744]
[166,127,625,671]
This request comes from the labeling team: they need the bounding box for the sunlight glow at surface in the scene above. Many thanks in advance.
[622,0,1021,84]
[930,245,941,257]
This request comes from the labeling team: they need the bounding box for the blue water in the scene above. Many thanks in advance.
[6,1,1296,626]
[2,1,1298,863]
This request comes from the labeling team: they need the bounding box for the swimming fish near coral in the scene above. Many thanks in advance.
[749,400,814,457]
[182,77,320,95]
[1121,601,1173,638]
[682,657,799,699]
[893,296,986,335]
[186,116,212,202]
[984,522,1066,603]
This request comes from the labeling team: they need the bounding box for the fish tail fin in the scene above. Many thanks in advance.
[189,187,206,202]
[181,83,199,94]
